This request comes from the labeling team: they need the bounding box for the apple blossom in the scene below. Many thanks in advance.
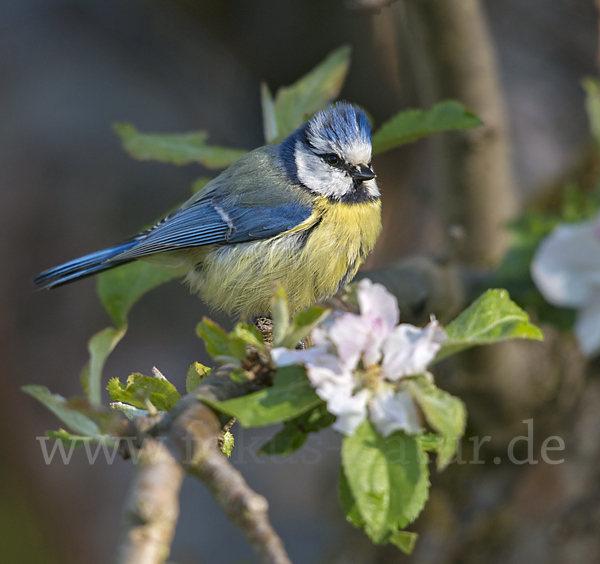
[271,279,447,436]
[531,217,600,356]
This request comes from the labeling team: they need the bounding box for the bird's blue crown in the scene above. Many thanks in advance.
[306,102,371,150]
[280,102,372,185]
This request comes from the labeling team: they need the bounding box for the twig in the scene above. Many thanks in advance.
[171,402,292,564]
[114,436,185,564]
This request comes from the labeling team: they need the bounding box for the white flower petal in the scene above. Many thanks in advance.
[306,362,357,402]
[369,388,421,437]
[574,292,600,357]
[531,220,600,308]
[328,313,370,370]
[330,389,371,436]
[382,320,447,380]
[271,346,331,367]
[357,278,399,331]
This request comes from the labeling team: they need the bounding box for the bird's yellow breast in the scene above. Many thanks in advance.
[184,197,382,317]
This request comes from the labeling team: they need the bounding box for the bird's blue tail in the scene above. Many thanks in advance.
[34,241,138,289]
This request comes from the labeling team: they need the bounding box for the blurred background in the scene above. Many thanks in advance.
[1,0,598,562]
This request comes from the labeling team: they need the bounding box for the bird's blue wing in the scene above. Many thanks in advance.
[34,197,313,289]
[113,198,313,260]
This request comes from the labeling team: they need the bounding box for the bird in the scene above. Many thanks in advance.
[34,102,382,318]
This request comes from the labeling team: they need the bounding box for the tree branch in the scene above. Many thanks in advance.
[115,436,185,564]
[118,367,291,564]
[171,401,292,564]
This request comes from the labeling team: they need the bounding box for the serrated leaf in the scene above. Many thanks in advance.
[271,285,290,347]
[261,82,279,143]
[435,289,543,362]
[46,429,91,448]
[113,123,247,169]
[371,100,483,154]
[201,366,322,427]
[196,317,232,358]
[282,305,330,349]
[81,326,127,407]
[107,373,181,411]
[23,385,102,437]
[186,362,211,393]
[258,403,335,456]
[230,323,267,354]
[342,422,430,541]
[339,467,365,528]
[97,261,182,328]
[389,530,418,555]
[272,45,351,140]
[583,77,600,148]
[407,376,466,470]
[221,431,234,457]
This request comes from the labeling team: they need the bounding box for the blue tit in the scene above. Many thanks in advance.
[35,102,382,317]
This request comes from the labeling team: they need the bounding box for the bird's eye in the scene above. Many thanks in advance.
[324,154,340,166]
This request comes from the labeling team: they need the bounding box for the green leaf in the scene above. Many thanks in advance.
[436,289,543,362]
[272,45,351,141]
[407,376,466,470]
[342,422,430,541]
[186,362,211,393]
[97,261,182,328]
[230,323,267,354]
[23,385,102,437]
[107,373,181,412]
[196,318,232,358]
[339,467,365,528]
[81,326,127,407]
[113,123,247,169]
[271,285,290,347]
[583,77,600,148]
[221,431,234,457]
[389,530,418,555]
[261,82,279,143]
[418,433,442,453]
[372,100,483,154]
[201,366,322,427]
[258,403,335,455]
[282,305,330,349]
[46,429,90,448]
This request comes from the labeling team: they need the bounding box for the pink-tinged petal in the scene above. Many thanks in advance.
[357,278,399,331]
[382,320,447,380]
[328,312,370,370]
[271,346,331,367]
[574,292,600,357]
[531,220,600,308]
[361,316,390,367]
[330,389,371,436]
[369,389,421,437]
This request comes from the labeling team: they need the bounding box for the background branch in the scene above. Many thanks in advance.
[401,0,517,266]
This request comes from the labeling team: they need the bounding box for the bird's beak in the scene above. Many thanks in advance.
[351,165,376,182]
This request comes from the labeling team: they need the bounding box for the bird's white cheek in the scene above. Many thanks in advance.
[295,143,352,198]
[363,179,380,198]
